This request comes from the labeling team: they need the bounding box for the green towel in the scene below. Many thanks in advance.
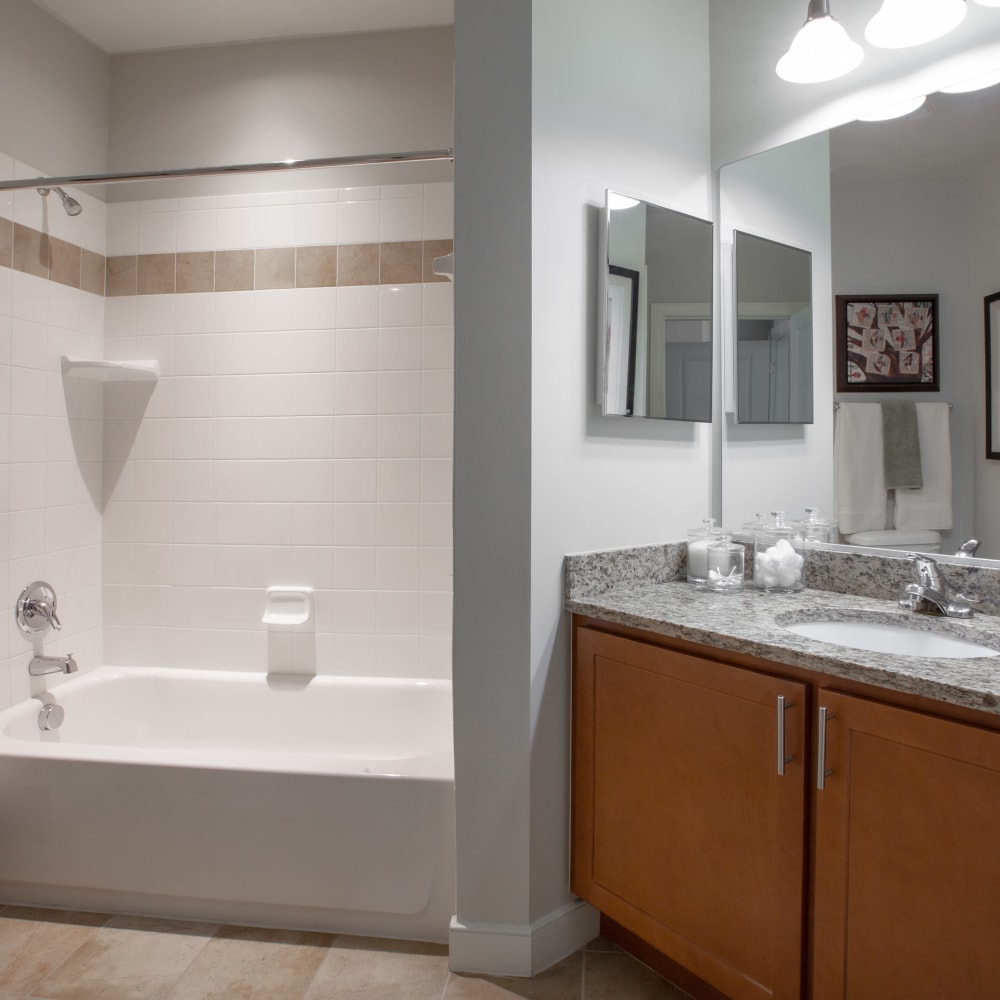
[881,401,923,490]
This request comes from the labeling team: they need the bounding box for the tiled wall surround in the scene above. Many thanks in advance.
[0,209,453,295]
[101,182,454,678]
[0,167,453,706]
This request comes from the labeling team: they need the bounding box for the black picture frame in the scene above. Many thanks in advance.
[985,290,1000,459]
[835,294,939,393]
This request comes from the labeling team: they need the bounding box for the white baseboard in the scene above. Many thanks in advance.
[449,898,600,977]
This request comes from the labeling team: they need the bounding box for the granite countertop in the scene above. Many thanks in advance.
[565,548,1000,717]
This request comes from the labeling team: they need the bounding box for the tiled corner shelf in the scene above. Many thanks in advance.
[61,356,160,382]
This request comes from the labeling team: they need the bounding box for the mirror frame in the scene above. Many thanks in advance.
[986,290,1000,460]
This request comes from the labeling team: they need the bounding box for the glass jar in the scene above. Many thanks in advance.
[794,507,839,544]
[705,533,745,593]
[754,512,805,593]
[687,518,721,588]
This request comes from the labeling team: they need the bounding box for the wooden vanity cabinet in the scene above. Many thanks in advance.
[812,690,1000,999]
[572,618,1000,1000]
[571,624,809,1000]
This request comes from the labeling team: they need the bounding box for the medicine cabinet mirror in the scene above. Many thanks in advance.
[598,191,713,421]
[733,230,813,424]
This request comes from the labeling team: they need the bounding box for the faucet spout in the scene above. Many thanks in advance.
[898,554,975,618]
[29,653,78,676]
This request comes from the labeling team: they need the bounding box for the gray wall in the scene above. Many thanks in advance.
[0,0,109,175]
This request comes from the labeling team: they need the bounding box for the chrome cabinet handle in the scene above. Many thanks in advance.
[817,705,836,790]
[777,695,795,776]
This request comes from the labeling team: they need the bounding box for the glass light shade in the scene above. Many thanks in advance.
[858,95,928,120]
[940,67,1000,92]
[865,0,967,49]
[776,15,865,83]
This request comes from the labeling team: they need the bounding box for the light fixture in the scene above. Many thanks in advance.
[858,95,928,120]
[776,0,864,84]
[940,66,1000,92]
[865,0,967,49]
[607,192,640,211]
[972,0,1000,7]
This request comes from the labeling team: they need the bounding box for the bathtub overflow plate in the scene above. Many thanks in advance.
[38,703,64,731]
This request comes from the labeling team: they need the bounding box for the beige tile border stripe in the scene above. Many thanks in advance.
[0,218,453,296]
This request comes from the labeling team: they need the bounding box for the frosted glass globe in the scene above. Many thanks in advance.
[776,15,864,84]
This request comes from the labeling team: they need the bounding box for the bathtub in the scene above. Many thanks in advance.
[0,667,455,942]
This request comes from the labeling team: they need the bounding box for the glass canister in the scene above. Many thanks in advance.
[705,533,745,593]
[794,507,839,544]
[754,511,806,593]
[687,518,721,588]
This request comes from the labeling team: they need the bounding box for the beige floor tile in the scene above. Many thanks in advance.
[581,936,623,954]
[35,914,218,1000]
[582,952,691,1000]
[444,953,582,1000]
[0,907,108,995]
[306,935,449,1000]
[166,924,333,1000]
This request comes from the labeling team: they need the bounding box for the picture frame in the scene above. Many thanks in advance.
[835,294,939,392]
[985,290,1000,459]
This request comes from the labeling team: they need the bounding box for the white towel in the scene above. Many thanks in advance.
[834,403,887,535]
[894,402,952,531]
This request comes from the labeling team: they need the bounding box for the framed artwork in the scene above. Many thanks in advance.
[835,294,939,392]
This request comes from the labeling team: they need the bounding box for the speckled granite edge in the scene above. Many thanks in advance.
[564,542,686,600]
[566,582,1000,715]
[565,542,1000,617]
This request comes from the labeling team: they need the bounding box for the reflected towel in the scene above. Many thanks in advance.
[894,402,952,531]
[881,401,923,489]
[834,403,887,535]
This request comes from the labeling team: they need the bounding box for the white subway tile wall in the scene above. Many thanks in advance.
[0,165,453,708]
[104,181,453,678]
[0,156,107,709]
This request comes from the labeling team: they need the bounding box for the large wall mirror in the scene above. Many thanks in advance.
[719,85,1000,556]
[599,191,713,421]
[733,231,813,424]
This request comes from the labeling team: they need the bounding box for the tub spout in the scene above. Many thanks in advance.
[29,653,77,676]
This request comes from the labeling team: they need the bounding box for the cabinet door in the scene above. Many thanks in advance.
[572,627,807,1000]
[813,690,1000,998]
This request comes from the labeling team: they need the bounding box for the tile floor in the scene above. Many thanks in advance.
[0,906,693,1000]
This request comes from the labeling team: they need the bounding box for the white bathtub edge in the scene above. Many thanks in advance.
[447,899,600,977]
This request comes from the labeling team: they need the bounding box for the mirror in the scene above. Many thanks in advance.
[733,231,813,424]
[599,191,713,421]
[987,291,1000,460]
[719,85,1000,556]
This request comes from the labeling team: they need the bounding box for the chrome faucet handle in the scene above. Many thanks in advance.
[955,538,981,557]
[16,581,62,634]
[905,552,943,591]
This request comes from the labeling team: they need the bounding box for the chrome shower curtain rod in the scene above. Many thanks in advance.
[0,148,455,191]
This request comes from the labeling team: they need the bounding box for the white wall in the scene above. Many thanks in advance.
[109,29,454,174]
[831,178,977,551]
[0,0,109,177]
[452,0,713,976]
[969,158,1000,557]
[719,133,834,529]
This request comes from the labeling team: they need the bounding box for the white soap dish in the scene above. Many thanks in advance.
[262,587,314,626]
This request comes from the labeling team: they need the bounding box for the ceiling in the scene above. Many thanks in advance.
[830,83,1000,184]
[31,0,455,54]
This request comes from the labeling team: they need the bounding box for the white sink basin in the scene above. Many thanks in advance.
[782,620,1000,659]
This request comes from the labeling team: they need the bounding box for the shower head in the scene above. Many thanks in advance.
[36,186,82,217]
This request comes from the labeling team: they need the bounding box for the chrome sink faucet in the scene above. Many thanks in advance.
[898,552,974,619]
